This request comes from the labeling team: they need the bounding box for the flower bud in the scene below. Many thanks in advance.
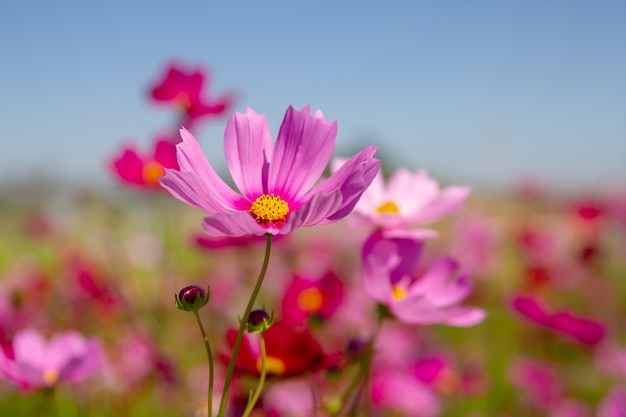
[175,285,210,311]
[246,309,275,333]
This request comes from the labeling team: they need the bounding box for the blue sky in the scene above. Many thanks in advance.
[1,1,624,193]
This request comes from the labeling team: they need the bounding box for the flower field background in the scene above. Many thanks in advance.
[1,62,625,417]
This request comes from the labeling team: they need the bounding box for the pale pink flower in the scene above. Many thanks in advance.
[362,231,485,326]
[335,165,470,238]
[0,329,102,389]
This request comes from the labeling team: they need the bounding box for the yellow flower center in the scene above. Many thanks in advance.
[256,356,286,376]
[250,194,290,225]
[297,287,324,312]
[376,201,400,215]
[43,369,59,385]
[392,285,407,301]
[142,160,165,185]
[175,92,191,110]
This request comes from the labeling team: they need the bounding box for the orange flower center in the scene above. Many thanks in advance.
[250,194,290,225]
[297,287,324,312]
[392,285,407,301]
[376,201,400,215]
[142,161,165,185]
[256,356,286,376]
[175,92,191,110]
[43,369,59,385]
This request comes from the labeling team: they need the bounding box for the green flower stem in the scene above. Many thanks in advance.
[217,234,273,417]
[193,310,214,417]
[241,332,268,417]
[333,317,384,417]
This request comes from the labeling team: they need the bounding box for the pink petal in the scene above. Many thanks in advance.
[174,128,243,210]
[280,190,343,233]
[202,212,269,237]
[223,108,272,199]
[310,146,381,222]
[160,170,245,214]
[268,106,337,203]
[410,186,471,224]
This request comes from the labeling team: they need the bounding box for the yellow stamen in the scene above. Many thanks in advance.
[43,369,59,385]
[297,287,324,312]
[377,201,400,215]
[142,160,165,185]
[249,194,290,225]
[392,285,407,301]
[256,356,286,376]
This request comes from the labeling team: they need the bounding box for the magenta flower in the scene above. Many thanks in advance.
[160,106,380,237]
[511,295,605,345]
[109,135,179,190]
[335,166,469,238]
[0,329,102,389]
[362,231,485,326]
[150,63,234,129]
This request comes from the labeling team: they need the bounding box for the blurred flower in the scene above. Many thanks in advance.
[508,358,562,409]
[150,63,234,130]
[160,106,380,237]
[281,271,344,326]
[511,296,605,345]
[0,329,102,389]
[598,386,626,417]
[362,231,485,326]
[221,321,330,378]
[109,136,179,190]
[335,166,469,239]
[450,214,500,277]
[263,379,317,417]
[371,367,440,417]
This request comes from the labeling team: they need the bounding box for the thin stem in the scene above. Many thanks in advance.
[217,234,273,417]
[193,310,214,417]
[241,332,268,417]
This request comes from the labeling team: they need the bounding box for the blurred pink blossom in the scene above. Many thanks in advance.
[0,329,102,390]
[511,296,605,345]
[362,231,485,326]
[150,63,235,131]
[335,166,470,239]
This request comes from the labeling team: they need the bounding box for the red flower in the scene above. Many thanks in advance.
[109,136,179,190]
[281,272,344,326]
[221,321,329,378]
[511,295,605,345]
[150,63,234,130]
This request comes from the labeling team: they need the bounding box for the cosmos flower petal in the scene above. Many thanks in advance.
[224,108,272,199]
[310,146,381,222]
[410,186,471,224]
[269,106,337,202]
[281,190,344,234]
[173,128,243,210]
[407,257,459,297]
[202,212,269,237]
[160,170,244,214]
[393,299,486,327]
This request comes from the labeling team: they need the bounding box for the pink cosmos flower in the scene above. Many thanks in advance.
[511,296,605,345]
[150,63,234,130]
[336,166,470,238]
[362,231,485,326]
[109,136,179,190]
[598,387,626,417]
[160,106,380,237]
[371,367,440,417]
[0,329,102,389]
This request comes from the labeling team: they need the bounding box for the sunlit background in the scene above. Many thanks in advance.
[1,1,625,192]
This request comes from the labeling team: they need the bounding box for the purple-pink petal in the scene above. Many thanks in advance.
[280,190,344,234]
[172,128,243,210]
[223,108,273,199]
[268,106,337,203]
[202,211,269,237]
[410,186,471,224]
